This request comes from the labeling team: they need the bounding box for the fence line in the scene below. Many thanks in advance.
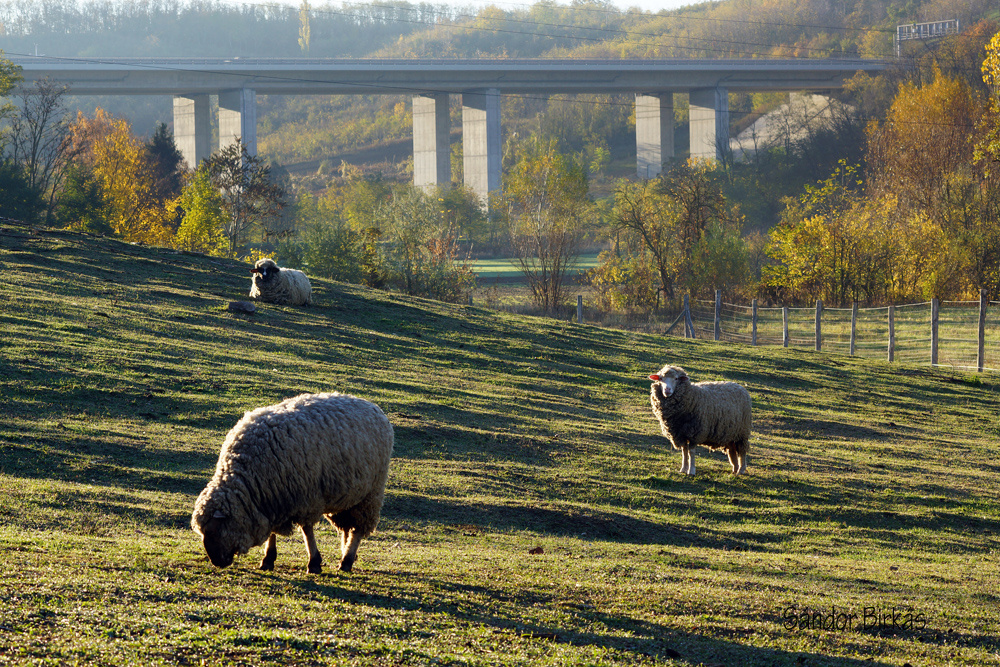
[683,290,998,374]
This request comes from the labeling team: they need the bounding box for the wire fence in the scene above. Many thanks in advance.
[684,291,1000,374]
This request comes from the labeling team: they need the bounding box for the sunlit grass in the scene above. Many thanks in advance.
[1,221,999,665]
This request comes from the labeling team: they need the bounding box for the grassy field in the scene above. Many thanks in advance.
[470,252,603,280]
[1,221,999,666]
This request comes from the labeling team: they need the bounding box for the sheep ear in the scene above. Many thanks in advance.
[648,374,660,381]
[213,511,226,519]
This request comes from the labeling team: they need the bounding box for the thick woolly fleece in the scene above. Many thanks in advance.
[649,365,751,472]
[191,392,393,570]
[249,258,312,306]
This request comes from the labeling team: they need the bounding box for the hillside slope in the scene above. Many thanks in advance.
[1,220,999,665]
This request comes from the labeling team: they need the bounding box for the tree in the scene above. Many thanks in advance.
[502,136,593,314]
[204,138,286,256]
[608,178,683,304]
[436,184,487,246]
[298,0,311,54]
[145,122,185,228]
[659,159,738,279]
[376,186,474,302]
[0,161,44,222]
[67,109,172,245]
[295,192,367,284]
[867,67,981,211]
[173,165,228,256]
[763,163,948,305]
[976,29,1000,176]
[56,164,111,235]
[6,78,72,224]
[0,54,22,150]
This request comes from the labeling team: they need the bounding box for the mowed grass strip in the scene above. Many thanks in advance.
[1,222,999,666]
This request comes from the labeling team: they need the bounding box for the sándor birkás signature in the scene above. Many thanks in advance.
[782,605,929,632]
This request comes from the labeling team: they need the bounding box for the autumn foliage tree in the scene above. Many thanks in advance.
[766,49,1000,305]
[866,66,982,211]
[67,109,173,245]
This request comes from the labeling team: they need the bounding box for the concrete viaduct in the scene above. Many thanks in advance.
[12,56,885,198]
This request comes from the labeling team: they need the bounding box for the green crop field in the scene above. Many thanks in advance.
[1,221,999,666]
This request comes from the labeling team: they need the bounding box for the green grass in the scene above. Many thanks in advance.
[471,252,602,280]
[1,221,1000,666]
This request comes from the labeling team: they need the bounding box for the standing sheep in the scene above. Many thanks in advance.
[249,258,312,306]
[648,365,751,476]
[191,392,393,573]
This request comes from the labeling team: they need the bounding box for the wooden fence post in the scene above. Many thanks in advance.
[782,306,789,348]
[979,288,988,373]
[684,294,696,339]
[752,298,758,346]
[887,304,895,363]
[714,289,722,341]
[931,298,939,366]
[850,301,858,356]
[815,299,823,352]
[577,295,583,324]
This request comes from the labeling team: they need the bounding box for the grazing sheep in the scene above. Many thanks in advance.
[191,392,393,573]
[648,365,751,476]
[249,258,312,306]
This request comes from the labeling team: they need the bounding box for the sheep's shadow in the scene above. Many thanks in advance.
[382,492,760,550]
[289,570,900,667]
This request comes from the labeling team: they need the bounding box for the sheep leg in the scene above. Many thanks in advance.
[726,448,740,474]
[339,528,362,572]
[259,533,277,571]
[679,446,695,475]
[300,523,323,574]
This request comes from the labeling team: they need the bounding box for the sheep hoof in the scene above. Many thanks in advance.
[307,555,323,574]
[259,558,275,571]
[338,557,355,573]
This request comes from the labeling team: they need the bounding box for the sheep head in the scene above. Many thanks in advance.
[191,490,259,569]
[649,365,688,397]
[199,511,237,568]
[250,259,279,284]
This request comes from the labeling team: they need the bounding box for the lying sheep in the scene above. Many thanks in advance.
[649,365,750,476]
[191,392,393,573]
[249,258,312,306]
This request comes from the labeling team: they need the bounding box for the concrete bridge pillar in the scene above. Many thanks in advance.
[635,93,674,179]
[173,94,211,169]
[689,87,729,161]
[219,88,257,155]
[462,89,501,201]
[413,94,451,190]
